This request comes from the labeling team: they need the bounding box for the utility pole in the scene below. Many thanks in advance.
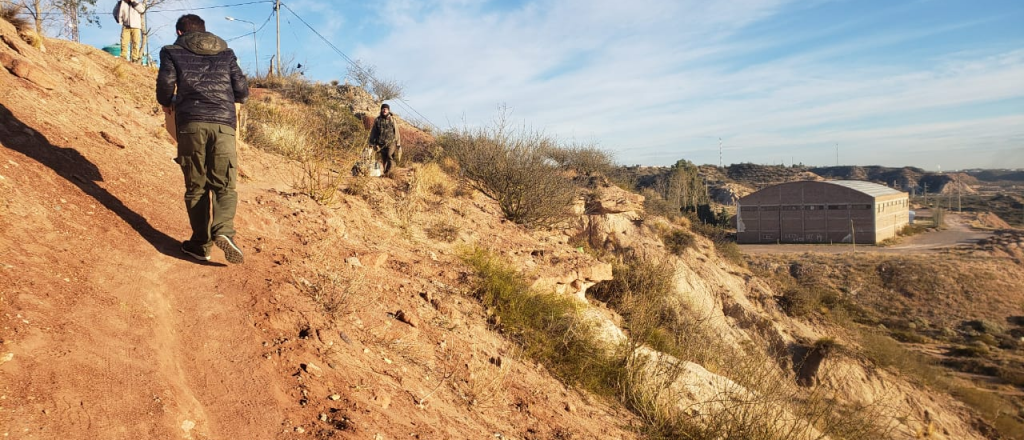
[850,219,856,252]
[947,174,952,211]
[275,0,281,76]
[835,143,838,167]
[719,137,723,169]
[956,172,961,212]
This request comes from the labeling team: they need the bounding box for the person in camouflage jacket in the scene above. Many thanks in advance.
[367,103,401,177]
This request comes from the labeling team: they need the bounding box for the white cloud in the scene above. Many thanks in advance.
[79,0,1024,169]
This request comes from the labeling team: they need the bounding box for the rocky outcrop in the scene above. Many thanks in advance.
[559,172,988,439]
[0,20,55,90]
[530,261,613,299]
[709,182,751,205]
[573,185,645,252]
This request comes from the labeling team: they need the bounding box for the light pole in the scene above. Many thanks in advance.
[225,16,258,75]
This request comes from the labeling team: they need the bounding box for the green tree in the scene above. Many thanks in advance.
[654,159,710,216]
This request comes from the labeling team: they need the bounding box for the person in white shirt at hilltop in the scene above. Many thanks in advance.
[114,0,146,63]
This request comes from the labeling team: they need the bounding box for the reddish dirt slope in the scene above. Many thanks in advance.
[1,26,637,439]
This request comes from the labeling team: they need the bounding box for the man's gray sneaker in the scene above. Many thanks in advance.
[181,242,211,261]
[215,234,244,264]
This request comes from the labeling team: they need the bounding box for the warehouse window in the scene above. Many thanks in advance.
[740,206,758,212]
[828,205,845,210]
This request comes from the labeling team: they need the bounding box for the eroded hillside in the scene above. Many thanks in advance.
[1,20,1018,440]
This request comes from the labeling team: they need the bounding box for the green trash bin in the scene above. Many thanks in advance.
[101,44,121,57]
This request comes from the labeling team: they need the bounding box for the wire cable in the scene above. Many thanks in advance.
[279,3,439,131]
[150,0,274,13]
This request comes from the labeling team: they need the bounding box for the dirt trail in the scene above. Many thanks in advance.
[0,35,287,436]
[0,147,287,439]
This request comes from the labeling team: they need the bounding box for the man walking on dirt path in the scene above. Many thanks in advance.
[368,103,401,177]
[114,0,146,63]
[156,14,249,264]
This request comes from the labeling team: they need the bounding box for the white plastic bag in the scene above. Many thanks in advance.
[352,147,383,177]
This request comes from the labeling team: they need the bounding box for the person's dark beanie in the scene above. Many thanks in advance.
[381,103,390,110]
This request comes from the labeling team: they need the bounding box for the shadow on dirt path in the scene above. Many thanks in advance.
[0,103,205,263]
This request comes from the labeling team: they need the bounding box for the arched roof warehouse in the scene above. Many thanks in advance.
[736,180,909,245]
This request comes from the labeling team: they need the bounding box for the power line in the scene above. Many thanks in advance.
[278,3,438,131]
[150,1,274,13]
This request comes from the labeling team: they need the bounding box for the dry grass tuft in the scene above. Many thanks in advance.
[293,269,360,319]
[243,80,367,204]
[1,4,31,35]
[425,218,460,243]
[410,162,456,198]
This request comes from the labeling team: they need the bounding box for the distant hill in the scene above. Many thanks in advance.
[968,170,1024,182]
[811,166,927,189]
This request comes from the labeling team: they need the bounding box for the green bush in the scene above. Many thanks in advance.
[461,248,619,394]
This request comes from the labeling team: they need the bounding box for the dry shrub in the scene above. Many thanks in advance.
[1,4,23,23]
[398,125,437,164]
[345,60,405,101]
[544,142,616,176]
[642,187,679,219]
[243,81,368,204]
[342,174,373,199]
[292,269,362,319]
[1,2,42,50]
[1,4,31,37]
[447,341,513,408]
[590,253,899,439]
[112,62,130,81]
[440,112,577,228]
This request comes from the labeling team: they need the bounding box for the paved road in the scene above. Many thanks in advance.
[738,213,993,255]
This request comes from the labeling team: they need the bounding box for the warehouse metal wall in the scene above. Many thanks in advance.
[736,181,908,244]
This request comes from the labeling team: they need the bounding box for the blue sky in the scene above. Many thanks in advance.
[77,0,1023,169]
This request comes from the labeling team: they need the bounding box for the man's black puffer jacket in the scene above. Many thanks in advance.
[156,31,248,128]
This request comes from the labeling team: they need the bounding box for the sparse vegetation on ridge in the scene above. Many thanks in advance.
[461,247,621,395]
[243,78,368,203]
